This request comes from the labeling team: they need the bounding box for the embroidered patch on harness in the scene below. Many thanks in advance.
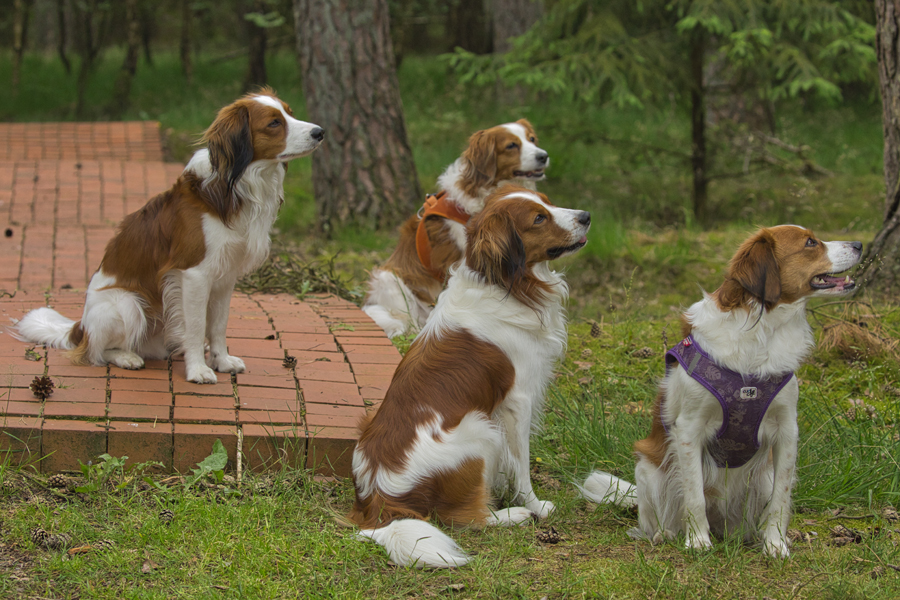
[740,387,758,400]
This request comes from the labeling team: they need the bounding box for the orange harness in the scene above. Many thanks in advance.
[415,191,471,282]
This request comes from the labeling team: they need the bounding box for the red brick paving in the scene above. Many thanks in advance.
[0,122,399,476]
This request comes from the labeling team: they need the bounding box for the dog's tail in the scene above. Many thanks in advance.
[578,471,637,507]
[357,519,471,569]
[13,308,81,350]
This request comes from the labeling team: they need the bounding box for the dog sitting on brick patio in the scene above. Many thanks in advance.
[15,88,323,383]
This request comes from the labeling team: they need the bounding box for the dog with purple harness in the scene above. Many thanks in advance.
[580,225,862,558]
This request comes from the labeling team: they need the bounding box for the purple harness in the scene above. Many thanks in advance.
[663,335,794,468]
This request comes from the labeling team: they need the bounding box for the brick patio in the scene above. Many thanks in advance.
[0,122,398,476]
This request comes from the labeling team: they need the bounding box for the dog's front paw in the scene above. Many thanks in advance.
[486,507,535,527]
[763,538,790,559]
[110,351,144,370]
[208,354,245,374]
[186,363,218,384]
[685,531,713,551]
[530,500,555,520]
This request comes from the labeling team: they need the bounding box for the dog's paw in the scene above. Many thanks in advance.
[685,531,713,551]
[186,364,218,384]
[107,350,145,370]
[486,507,536,527]
[208,354,245,374]
[763,538,790,559]
[530,500,556,520]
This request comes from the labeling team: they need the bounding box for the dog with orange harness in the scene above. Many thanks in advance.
[362,120,549,338]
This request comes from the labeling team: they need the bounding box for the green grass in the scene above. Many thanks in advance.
[3,48,899,598]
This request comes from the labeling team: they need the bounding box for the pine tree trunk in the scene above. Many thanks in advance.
[12,0,33,95]
[180,0,193,84]
[109,0,141,117]
[56,0,71,75]
[690,31,708,225]
[140,0,155,67]
[294,0,422,233]
[858,0,900,293]
[244,0,268,91]
[450,0,492,54]
[493,0,541,54]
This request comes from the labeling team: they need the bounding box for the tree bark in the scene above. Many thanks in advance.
[857,0,900,293]
[74,0,109,118]
[12,0,33,95]
[493,0,541,54]
[244,0,268,91]
[690,31,708,225]
[450,0,492,54]
[56,0,71,75]
[109,0,141,117]
[294,0,422,233]
[180,0,193,84]
[140,0,155,66]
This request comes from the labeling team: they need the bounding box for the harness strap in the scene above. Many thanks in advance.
[415,190,471,283]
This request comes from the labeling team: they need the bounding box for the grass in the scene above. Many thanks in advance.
[2,48,900,598]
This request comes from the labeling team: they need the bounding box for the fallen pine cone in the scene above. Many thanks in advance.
[536,526,561,544]
[29,375,54,400]
[159,509,175,524]
[882,506,898,522]
[47,474,68,489]
[590,321,601,338]
[282,355,297,369]
[632,347,654,359]
[30,528,71,550]
[67,539,115,555]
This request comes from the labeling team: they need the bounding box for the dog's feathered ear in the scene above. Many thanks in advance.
[722,230,781,309]
[460,130,497,197]
[466,210,527,293]
[201,102,253,220]
[515,118,536,140]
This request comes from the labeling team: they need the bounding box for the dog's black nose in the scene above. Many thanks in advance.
[311,127,325,141]
[536,150,548,165]
[850,241,862,253]
[578,211,591,225]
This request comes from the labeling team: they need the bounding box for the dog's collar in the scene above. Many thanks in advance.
[663,335,795,468]
[415,191,471,283]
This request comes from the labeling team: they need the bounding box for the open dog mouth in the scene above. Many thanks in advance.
[547,236,587,258]
[514,169,545,179]
[810,273,855,292]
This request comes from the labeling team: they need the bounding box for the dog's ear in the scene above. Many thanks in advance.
[202,102,253,218]
[515,118,536,141]
[460,130,497,197]
[466,210,527,293]
[723,229,782,308]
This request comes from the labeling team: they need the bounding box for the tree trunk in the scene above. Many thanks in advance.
[244,0,268,91]
[56,0,71,75]
[74,0,108,118]
[857,0,900,293]
[12,0,33,95]
[493,0,541,54]
[109,0,141,117]
[450,0,492,54]
[140,0,155,66]
[180,0,193,84]
[294,0,422,233]
[690,31,708,225]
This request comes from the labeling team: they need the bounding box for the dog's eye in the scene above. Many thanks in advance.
[805,238,817,247]
[529,136,536,142]
[506,142,519,150]
[534,214,546,225]
[268,119,281,128]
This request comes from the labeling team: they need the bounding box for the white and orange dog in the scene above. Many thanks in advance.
[15,88,323,383]
[363,119,550,338]
[350,187,590,568]
[581,226,862,558]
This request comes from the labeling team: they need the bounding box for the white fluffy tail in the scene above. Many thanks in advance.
[578,471,637,507]
[358,519,471,569]
[14,307,78,350]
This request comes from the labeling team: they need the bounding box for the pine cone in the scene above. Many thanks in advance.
[47,474,68,489]
[159,509,174,524]
[92,539,116,552]
[30,527,49,546]
[882,506,898,522]
[536,526,561,544]
[590,321,601,338]
[282,355,298,369]
[633,347,654,359]
[45,533,72,550]
[29,375,54,400]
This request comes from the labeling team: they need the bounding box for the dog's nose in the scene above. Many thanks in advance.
[578,211,591,226]
[536,150,548,165]
[310,127,325,142]
[850,241,862,253]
